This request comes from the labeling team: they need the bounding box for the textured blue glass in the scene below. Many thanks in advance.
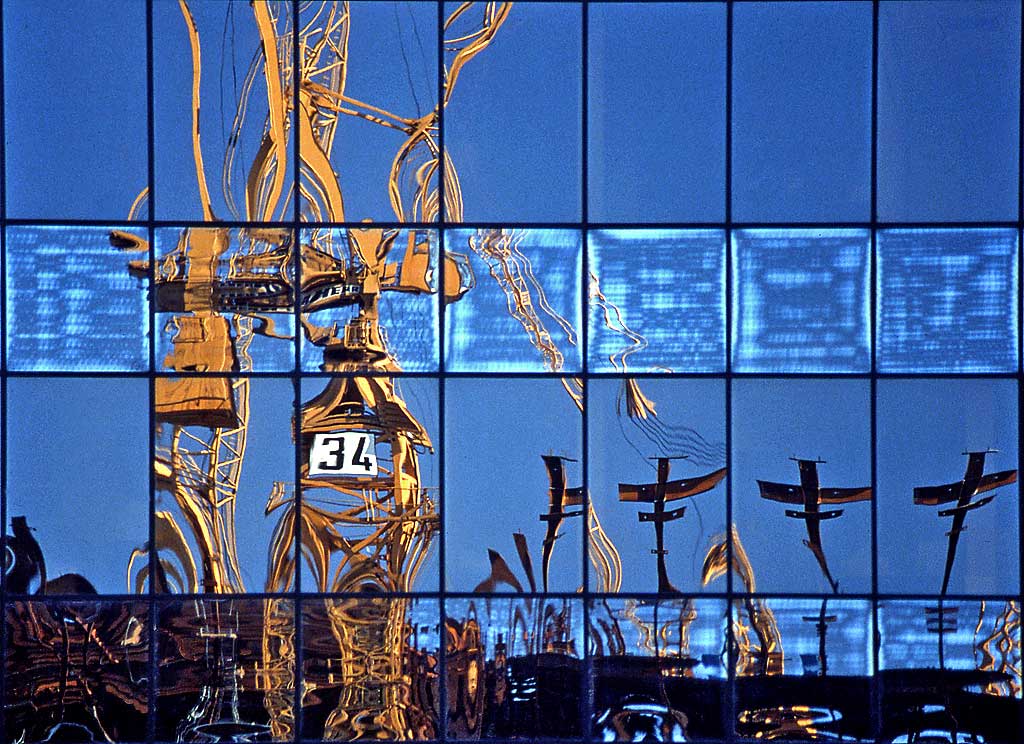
[588,230,725,372]
[877,229,1018,373]
[880,600,1020,678]
[445,229,582,372]
[6,226,149,371]
[732,229,870,372]
[735,599,872,677]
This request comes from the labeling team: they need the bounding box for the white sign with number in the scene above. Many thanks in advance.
[308,432,378,477]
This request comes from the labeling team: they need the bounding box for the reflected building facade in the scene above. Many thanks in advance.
[2,2,1024,744]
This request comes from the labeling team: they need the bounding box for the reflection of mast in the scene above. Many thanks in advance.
[619,456,726,593]
[926,601,959,671]
[757,457,871,595]
[539,455,584,592]
[800,598,836,676]
[177,602,270,742]
[913,450,1016,596]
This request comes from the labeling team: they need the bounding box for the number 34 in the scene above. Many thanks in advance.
[308,432,378,477]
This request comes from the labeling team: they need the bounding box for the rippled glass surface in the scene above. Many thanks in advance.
[733,598,872,741]
[445,229,582,373]
[157,599,295,741]
[446,597,585,739]
[590,597,727,740]
[589,230,725,372]
[300,228,439,372]
[732,229,870,372]
[877,379,1020,595]
[303,598,440,740]
[879,599,1021,743]
[877,228,1018,373]
[5,601,150,743]
[444,3,581,222]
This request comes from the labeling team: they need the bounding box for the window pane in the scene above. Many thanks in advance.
[589,3,725,222]
[7,378,148,595]
[444,3,581,222]
[879,599,1021,742]
[6,226,149,372]
[733,598,872,740]
[300,227,439,372]
[589,378,726,593]
[5,601,150,743]
[877,229,1018,373]
[446,597,585,739]
[303,597,440,740]
[878,380,1019,595]
[300,376,439,593]
[733,1,871,221]
[732,229,870,373]
[153,377,293,594]
[445,229,582,373]
[299,2,438,223]
[154,1,294,221]
[591,597,728,740]
[589,229,725,373]
[445,378,582,593]
[878,0,1020,221]
[4,0,147,220]
[154,227,296,373]
[732,379,872,594]
[157,598,294,741]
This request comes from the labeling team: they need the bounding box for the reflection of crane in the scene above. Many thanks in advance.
[757,457,871,594]
[914,450,1017,595]
[113,2,512,740]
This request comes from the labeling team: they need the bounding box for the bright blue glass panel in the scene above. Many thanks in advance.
[445,229,582,372]
[878,1,1020,221]
[732,229,870,373]
[880,599,1020,681]
[7,378,149,594]
[588,229,725,372]
[877,229,1018,373]
[6,226,149,371]
[733,1,871,221]
[589,3,725,222]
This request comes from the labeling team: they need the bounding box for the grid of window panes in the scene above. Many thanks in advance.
[2,1,1022,743]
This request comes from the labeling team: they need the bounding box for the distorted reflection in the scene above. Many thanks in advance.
[590,598,728,740]
[4,602,149,743]
[447,598,584,739]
